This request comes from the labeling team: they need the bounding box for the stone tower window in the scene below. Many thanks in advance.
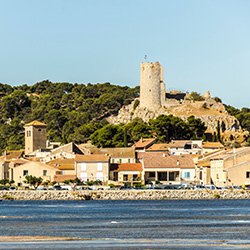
[27,130,31,137]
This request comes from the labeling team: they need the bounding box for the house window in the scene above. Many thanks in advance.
[97,163,103,171]
[158,172,168,181]
[23,170,28,176]
[119,159,122,163]
[112,159,115,163]
[183,172,190,179]
[80,163,86,171]
[43,170,47,176]
[246,172,250,178]
[199,171,203,180]
[96,172,103,181]
[128,158,131,163]
[26,130,31,137]
[148,172,155,178]
[133,174,138,181]
[169,171,178,181]
[113,172,118,181]
[123,174,128,181]
[80,172,87,182]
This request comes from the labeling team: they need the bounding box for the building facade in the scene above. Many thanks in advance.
[24,120,47,155]
[75,154,110,184]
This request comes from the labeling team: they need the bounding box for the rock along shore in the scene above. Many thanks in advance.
[1,190,250,200]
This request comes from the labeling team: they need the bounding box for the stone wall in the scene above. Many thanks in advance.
[1,190,250,200]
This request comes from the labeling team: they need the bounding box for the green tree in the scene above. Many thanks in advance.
[150,115,192,142]
[217,121,221,142]
[125,118,151,143]
[90,124,124,148]
[187,116,207,139]
[188,92,205,101]
[24,175,43,189]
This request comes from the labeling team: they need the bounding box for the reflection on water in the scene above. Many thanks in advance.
[0,199,250,249]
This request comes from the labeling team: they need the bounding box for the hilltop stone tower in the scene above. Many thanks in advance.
[24,120,47,155]
[140,62,166,111]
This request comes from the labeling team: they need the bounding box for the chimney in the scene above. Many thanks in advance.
[176,160,180,166]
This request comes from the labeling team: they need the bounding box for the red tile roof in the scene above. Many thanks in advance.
[134,138,156,149]
[90,147,135,158]
[24,120,46,126]
[168,140,191,148]
[110,163,142,172]
[202,142,224,149]
[75,154,109,162]
[0,150,24,162]
[147,143,170,152]
[47,158,75,170]
[140,152,195,169]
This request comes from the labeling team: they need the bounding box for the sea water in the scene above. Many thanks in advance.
[0,199,250,249]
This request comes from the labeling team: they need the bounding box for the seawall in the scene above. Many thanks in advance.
[1,189,250,200]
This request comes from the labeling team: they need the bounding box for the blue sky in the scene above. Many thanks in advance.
[0,0,249,108]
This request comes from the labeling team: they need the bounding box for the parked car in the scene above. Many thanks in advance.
[231,185,242,189]
[243,184,250,190]
[0,186,9,190]
[76,186,92,190]
[52,185,65,190]
[60,185,73,190]
[164,184,181,190]
[120,186,133,190]
[205,185,217,190]
[154,185,164,190]
[36,186,47,190]
[179,184,193,189]
[193,185,206,190]
[9,186,17,191]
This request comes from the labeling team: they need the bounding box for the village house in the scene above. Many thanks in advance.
[134,138,156,152]
[109,163,143,185]
[202,141,224,154]
[0,150,23,180]
[195,148,229,185]
[168,140,203,155]
[75,154,110,184]
[196,147,250,187]
[138,152,196,184]
[146,143,170,153]
[40,142,84,162]
[209,147,250,187]
[195,159,211,185]
[89,147,136,164]
[47,158,76,183]
[9,158,57,186]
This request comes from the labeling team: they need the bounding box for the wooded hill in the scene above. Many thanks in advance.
[0,81,249,152]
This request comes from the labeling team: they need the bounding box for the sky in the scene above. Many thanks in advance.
[0,0,249,108]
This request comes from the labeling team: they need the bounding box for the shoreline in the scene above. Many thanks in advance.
[0,236,83,242]
[1,189,250,200]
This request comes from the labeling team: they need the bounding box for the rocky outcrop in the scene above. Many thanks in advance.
[108,98,235,130]
[1,190,250,200]
[107,96,248,144]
